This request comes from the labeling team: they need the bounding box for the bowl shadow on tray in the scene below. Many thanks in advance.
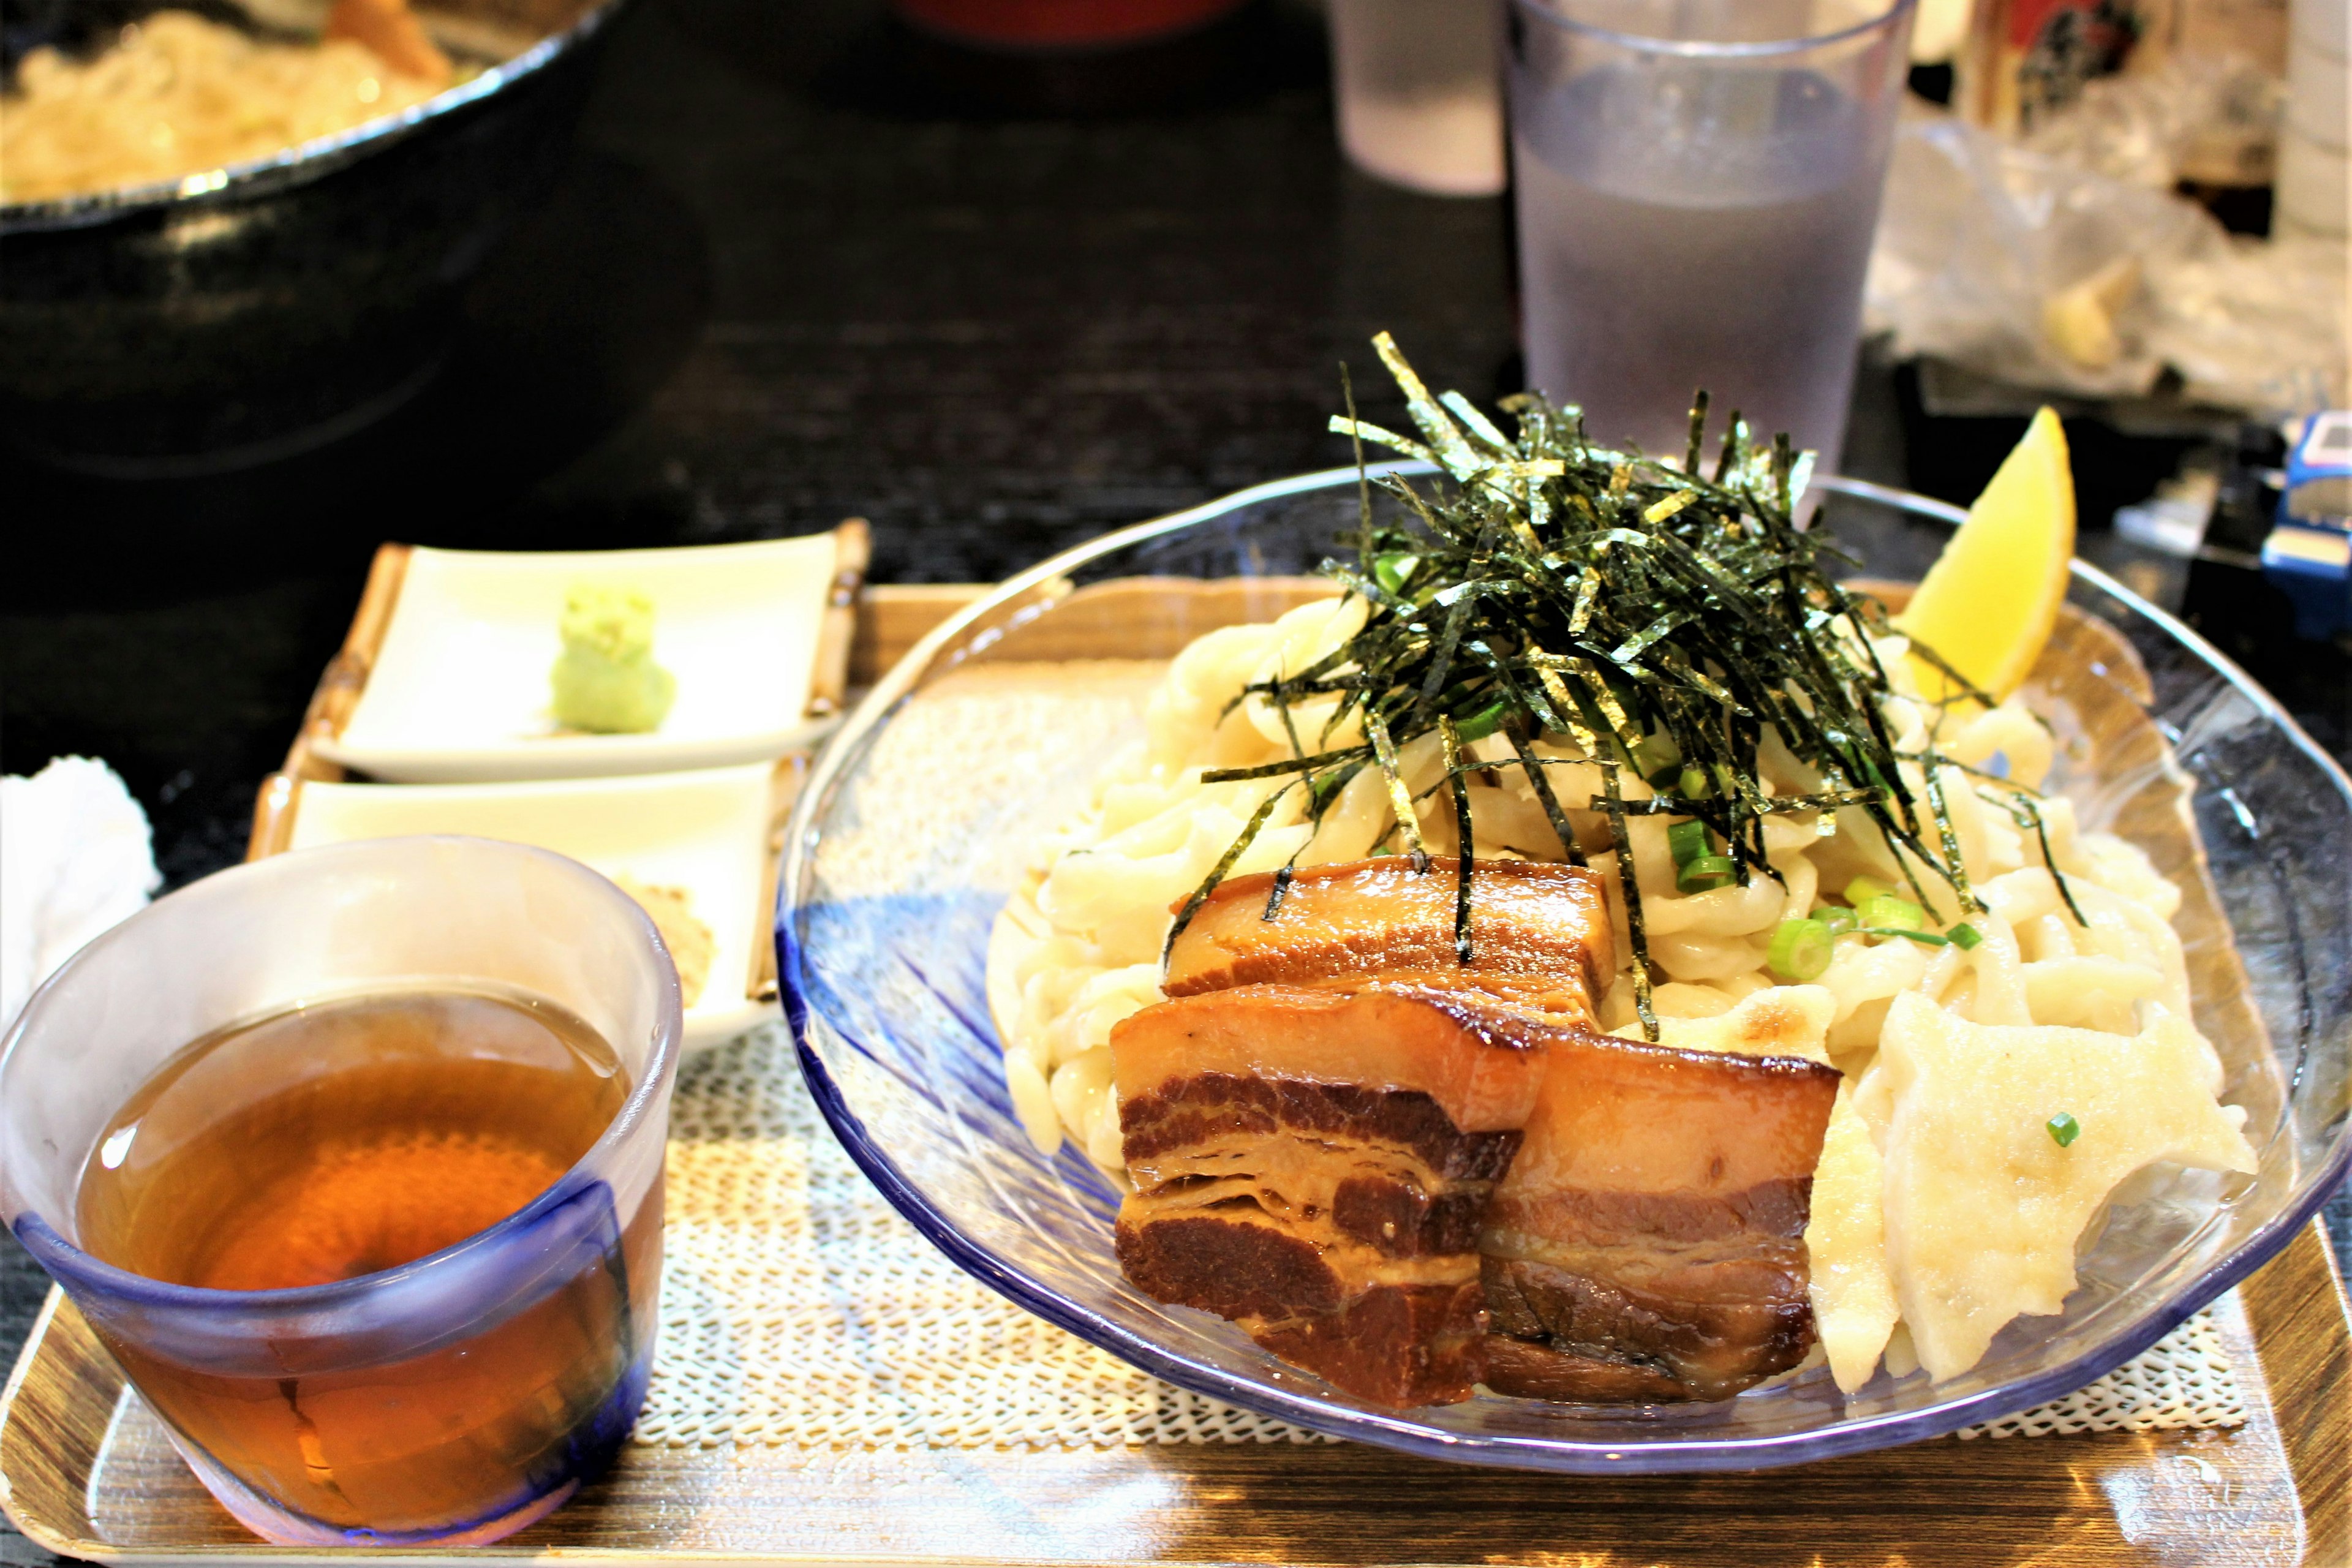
[4,140,713,605]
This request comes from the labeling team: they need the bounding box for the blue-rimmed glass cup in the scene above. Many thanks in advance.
[0,835,680,1547]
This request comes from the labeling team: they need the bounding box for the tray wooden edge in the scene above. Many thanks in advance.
[746,755,807,1004]
[807,520,872,721]
[0,1288,80,1562]
[5,1223,2345,1564]
[2239,1219,2351,1566]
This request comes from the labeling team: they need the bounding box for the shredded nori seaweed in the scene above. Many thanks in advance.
[1164,334,2031,1037]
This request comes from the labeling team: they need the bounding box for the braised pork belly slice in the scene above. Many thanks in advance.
[1112,984,1555,1407]
[1480,1028,1839,1403]
[1163,857,1611,1012]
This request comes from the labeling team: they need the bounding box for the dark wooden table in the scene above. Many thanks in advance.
[2,1,2345,1559]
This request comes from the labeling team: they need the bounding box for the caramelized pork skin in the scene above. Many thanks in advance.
[1113,854,1833,1406]
[1111,985,1553,1406]
[1113,982,1557,1138]
[1480,1029,1839,1402]
[1164,857,1611,1011]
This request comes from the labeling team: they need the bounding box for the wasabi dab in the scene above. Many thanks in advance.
[551,584,676,733]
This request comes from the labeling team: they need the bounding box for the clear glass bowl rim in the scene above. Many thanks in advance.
[778,464,2352,1471]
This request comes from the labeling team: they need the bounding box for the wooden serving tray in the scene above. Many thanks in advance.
[3,569,2348,1566]
[4,1227,2344,1565]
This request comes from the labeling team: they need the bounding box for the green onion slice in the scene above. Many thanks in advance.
[1766,918,1834,982]
[1843,874,1894,907]
[1949,922,1984,949]
[1372,552,1419,597]
[1667,819,1711,869]
[1453,696,1509,744]
[1860,927,1950,946]
[1814,903,1857,937]
[1857,894,1926,932]
[1677,854,1736,894]
[2047,1112,2082,1148]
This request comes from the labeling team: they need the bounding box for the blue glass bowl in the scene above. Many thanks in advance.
[777,466,2352,1472]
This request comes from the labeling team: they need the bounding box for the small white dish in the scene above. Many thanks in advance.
[280,762,789,1053]
[315,533,846,782]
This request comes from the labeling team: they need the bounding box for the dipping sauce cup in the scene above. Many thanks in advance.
[0,837,680,1548]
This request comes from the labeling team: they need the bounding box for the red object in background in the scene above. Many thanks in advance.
[893,0,1246,49]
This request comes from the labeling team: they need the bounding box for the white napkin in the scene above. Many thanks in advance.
[1,758,160,1034]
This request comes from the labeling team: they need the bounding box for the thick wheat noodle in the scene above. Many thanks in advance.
[987,594,2202,1185]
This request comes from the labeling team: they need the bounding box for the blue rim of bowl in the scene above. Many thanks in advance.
[0,0,627,236]
[1508,0,1917,62]
[1,834,682,1315]
[777,465,2352,1472]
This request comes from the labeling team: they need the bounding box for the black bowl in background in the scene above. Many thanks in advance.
[0,0,625,477]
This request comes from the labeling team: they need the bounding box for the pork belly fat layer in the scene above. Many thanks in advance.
[1113,983,1555,1140]
[1482,1028,1839,1402]
[1112,986,1555,1407]
[1163,857,1613,1008]
[1124,1072,1521,1202]
[1292,969,1597,1019]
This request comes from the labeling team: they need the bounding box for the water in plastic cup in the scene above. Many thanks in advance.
[1330,0,1508,196]
[1508,0,1915,467]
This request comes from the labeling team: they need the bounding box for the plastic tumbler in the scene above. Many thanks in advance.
[1508,0,1916,466]
[1330,0,1509,195]
[0,836,681,1547]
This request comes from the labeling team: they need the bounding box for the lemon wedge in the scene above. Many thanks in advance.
[1894,407,2076,704]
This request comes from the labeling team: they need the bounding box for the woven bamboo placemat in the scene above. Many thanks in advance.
[636,1024,2245,1453]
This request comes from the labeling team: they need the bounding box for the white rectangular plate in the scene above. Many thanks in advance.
[281,763,783,1052]
[315,535,840,782]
